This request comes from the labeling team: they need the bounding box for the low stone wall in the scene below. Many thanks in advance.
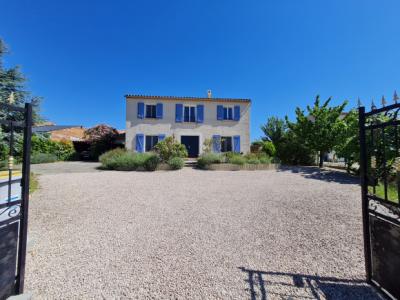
[205,163,280,171]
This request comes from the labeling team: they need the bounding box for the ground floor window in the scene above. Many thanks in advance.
[221,136,232,152]
[145,135,159,152]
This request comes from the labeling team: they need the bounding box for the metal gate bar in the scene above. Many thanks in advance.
[359,102,400,300]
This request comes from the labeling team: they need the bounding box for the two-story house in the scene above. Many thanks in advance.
[125,92,251,157]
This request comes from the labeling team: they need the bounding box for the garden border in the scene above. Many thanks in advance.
[202,163,279,171]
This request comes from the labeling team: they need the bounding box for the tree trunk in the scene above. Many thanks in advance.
[319,151,324,168]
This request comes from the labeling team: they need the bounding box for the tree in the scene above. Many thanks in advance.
[261,116,286,144]
[333,109,360,173]
[260,116,314,165]
[84,124,120,160]
[287,95,348,167]
[0,39,42,122]
[0,38,43,162]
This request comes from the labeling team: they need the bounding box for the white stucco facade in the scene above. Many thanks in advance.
[125,95,251,156]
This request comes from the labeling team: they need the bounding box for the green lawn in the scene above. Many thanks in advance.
[369,182,398,203]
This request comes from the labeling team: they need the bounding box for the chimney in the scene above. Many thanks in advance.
[207,90,212,98]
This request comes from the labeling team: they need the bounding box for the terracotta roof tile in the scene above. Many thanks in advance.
[125,94,251,103]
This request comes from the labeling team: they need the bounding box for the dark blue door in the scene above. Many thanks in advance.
[181,136,199,158]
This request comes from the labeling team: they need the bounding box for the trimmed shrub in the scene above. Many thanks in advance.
[259,156,272,164]
[144,154,160,171]
[247,158,260,164]
[31,153,58,164]
[153,137,188,162]
[99,148,127,169]
[31,134,76,161]
[228,155,246,165]
[99,149,160,171]
[197,153,223,169]
[168,157,184,170]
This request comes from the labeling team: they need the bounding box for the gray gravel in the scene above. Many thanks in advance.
[25,168,381,299]
[31,161,101,175]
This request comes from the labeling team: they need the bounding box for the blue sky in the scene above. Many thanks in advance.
[1,0,400,140]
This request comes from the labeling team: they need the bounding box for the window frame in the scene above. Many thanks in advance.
[223,106,234,121]
[184,105,196,123]
[145,104,157,119]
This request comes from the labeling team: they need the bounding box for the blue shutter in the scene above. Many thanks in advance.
[136,134,144,153]
[137,102,144,119]
[156,103,163,119]
[233,136,240,153]
[234,105,240,121]
[158,134,166,142]
[196,105,204,123]
[212,135,221,153]
[175,104,183,122]
[217,105,224,120]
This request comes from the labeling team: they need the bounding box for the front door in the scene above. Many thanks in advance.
[181,136,199,158]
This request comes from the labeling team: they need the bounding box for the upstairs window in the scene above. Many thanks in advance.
[145,135,159,152]
[146,105,157,118]
[184,106,196,122]
[223,107,233,120]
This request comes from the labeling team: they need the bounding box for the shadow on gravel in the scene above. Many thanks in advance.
[239,268,382,300]
[277,166,360,185]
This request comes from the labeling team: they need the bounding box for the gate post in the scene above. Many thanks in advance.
[15,102,32,293]
[358,106,371,283]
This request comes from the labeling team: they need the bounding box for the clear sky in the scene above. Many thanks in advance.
[1,0,400,140]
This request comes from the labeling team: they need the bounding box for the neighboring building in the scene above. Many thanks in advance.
[32,124,85,141]
[125,92,251,157]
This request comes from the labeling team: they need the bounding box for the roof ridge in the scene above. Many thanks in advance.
[125,94,251,102]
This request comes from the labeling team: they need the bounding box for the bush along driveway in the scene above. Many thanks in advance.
[25,168,381,299]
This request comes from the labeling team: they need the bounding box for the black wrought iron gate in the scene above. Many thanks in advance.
[0,102,32,299]
[359,102,400,300]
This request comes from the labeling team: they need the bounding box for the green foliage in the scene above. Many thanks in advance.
[144,154,160,171]
[99,149,160,171]
[261,117,314,166]
[227,154,246,165]
[168,157,184,170]
[246,158,260,164]
[0,159,6,170]
[333,109,360,173]
[0,39,43,123]
[275,130,315,165]
[287,95,348,167]
[153,136,188,162]
[261,117,287,144]
[262,141,276,157]
[31,134,75,161]
[197,152,223,169]
[31,153,58,164]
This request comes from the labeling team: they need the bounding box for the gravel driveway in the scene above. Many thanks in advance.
[25,167,381,299]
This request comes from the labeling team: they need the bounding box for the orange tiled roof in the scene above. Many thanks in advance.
[125,94,251,103]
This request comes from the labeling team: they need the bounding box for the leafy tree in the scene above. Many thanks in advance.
[0,39,42,122]
[333,109,360,173]
[0,38,43,162]
[260,117,314,165]
[261,116,286,144]
[287,95,348,167]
